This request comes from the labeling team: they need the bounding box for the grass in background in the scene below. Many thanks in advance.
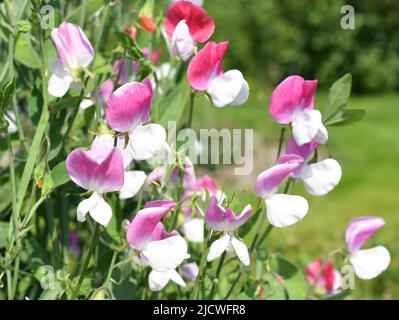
[190,79,399,299]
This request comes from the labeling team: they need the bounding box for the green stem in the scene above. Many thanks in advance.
[72,223,101,299]
[187,91,196,129]
[208,252,226,299]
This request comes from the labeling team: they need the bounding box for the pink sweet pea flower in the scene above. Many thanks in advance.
[126,200,188,291]
[306,259,341,295]
[269,75,328,146]
[66,148,124,226]
[106,79,170,162]
[187,41,249,107]
[164,1,214,61]
[205,195,252,266]
[49,22,94,97]
[346,216,390,280]
[142,48,162,65]
[255,155,309,227]
[281,137,342,196]
[88,134,147,200]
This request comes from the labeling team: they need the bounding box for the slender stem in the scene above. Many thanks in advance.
[276,126,286,161]
[104,249,119,287]
[192,231,212,299]
[187,91,196,129]
[208,252,226,299]
[72,223,101,300]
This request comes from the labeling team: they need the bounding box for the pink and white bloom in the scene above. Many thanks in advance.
[306,259,341,295]
[206,195,252,266]
[66,148,124,226]
[346,216,390,280]
[106,79,170,163]
[164,1,214,61]
[187,41,249,107]
[269,75,327,146]
[127,200,188,291]
[88,134,147,200]
[49,22,94,97]
[255,155,309,227]
[281,138,342,196]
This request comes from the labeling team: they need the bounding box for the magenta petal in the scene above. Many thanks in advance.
[205,195,227,231]
[193,175,218,194]
[345,216,385,253]
[95,148,125,193]
[151,222,179,241]
[66,148,124,193]
[255,155,304,198]
[106,81,153,133]
[127,201,176,250]
[51,22,94,69]
[269,75,318,124]
[164,1,215,42]
[226,204,252,231]
[187,41,229,90]
[144,199,177,210]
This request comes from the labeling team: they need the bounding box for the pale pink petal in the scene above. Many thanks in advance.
[285,137,319,178]
[99,79,114,108]
[269,75,317,124]
[151,222,179,241]
[187,41,229,91]
[255,155,304,198]
[106,81,153,133]
[225,204,252,231]
[51,22,94,69]
[345,216,385,253]
[205,195,227,231]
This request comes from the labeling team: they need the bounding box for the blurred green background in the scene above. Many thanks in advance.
[193,0,399,299]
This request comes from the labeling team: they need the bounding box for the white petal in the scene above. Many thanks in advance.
[169,20,195,61]
[208,70,247,108]
[265,194,308,227]
[48,60,73,97]
[89,195,112,227]
[5,112,17,134]
[207,233,230,262]
[292,109,326,146]
[142,235,188,272]
[79,95,94,110]
[129,124,167,161]
[227,79,249,106]
[77,192,101,222]
[119,171,147,200]
[350,246,391,280]
[231,237,250,266]
[300,159,342,196]
[183,218,204,243]
[168,270,186,288]
[148,270,171,291]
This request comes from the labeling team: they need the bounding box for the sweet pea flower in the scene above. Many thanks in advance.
[88,134,147,200]
[124,25,137,40]
[255,155,309,227]
[306,259,341,295]
[187,41,249,107]
[164,1,214,61]
[346,216,390,280]
[269,75,328,146]
[66,147,124,226]
[140,15,157,33]
[169,0,204,7]
[280,137,342,196]
[206,195,252,266]
[49,22,94,97]
[127,200,188,291]
[106,79,170,162]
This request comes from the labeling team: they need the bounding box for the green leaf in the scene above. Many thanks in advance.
[51,162,70,188]
[14,34,41,69]
[324,73,352,120]
[325,109,366,127]
[0,221,9,249]
[66,0,105,24]
[1,78,16,110]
